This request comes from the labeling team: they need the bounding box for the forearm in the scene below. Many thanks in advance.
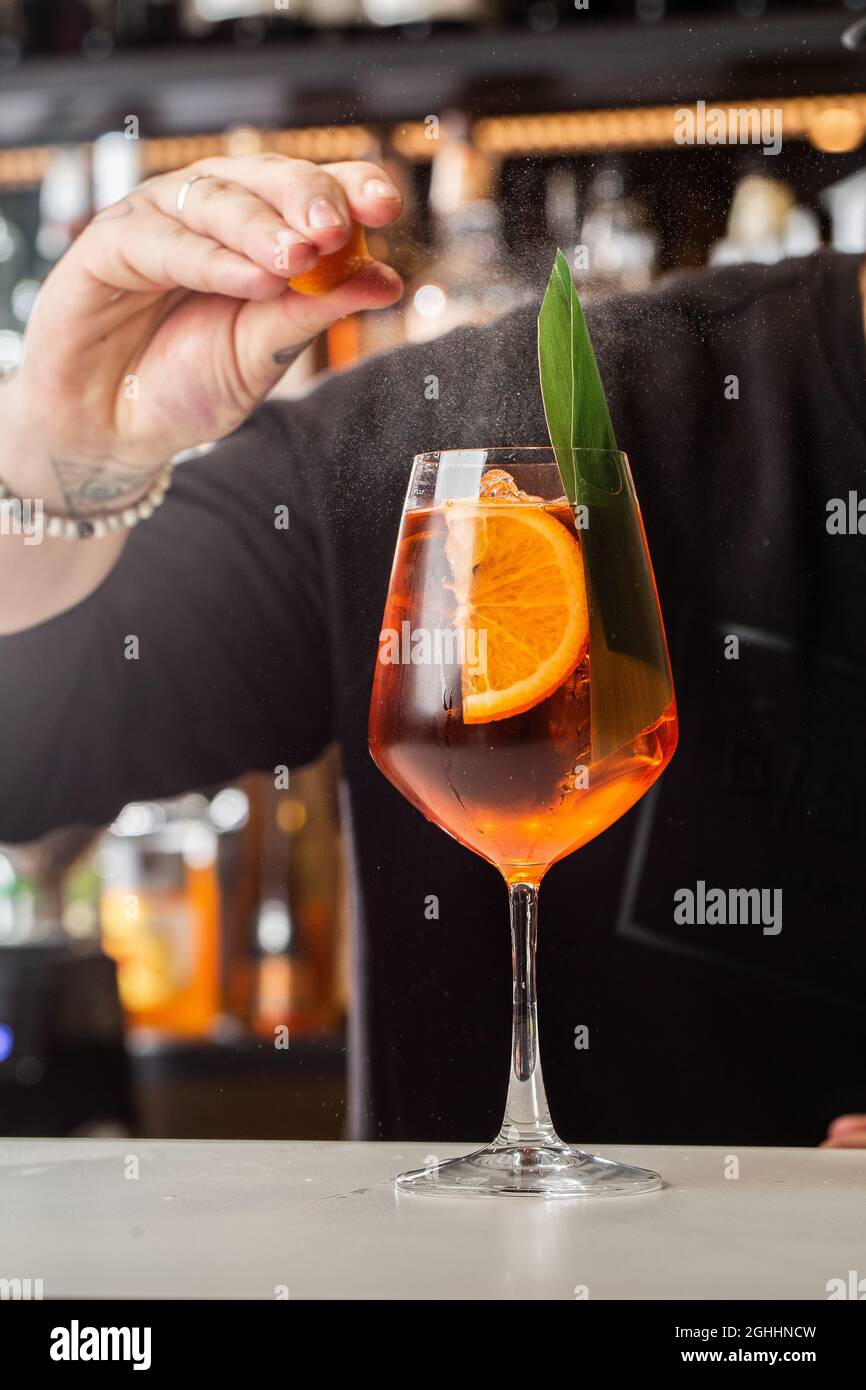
[0,378,155,635]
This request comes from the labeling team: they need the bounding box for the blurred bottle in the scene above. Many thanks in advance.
[33,147,91,279]
[710,175,820,267]
[92,128,142,214]
[822,167,866,255]
[0,201,27,373]
[404,111,526,343]
[250,780,304,1035]
[98,797,222,1037]
[0,827,101,946]
[575,159,657,292]
[0,851,36,945]
[250,762,342,1038]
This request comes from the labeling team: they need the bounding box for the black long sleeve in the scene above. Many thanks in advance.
[0,402,334,840]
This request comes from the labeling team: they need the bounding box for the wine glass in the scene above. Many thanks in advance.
[368,447,677,1197]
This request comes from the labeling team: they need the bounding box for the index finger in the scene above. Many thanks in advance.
[187,155,403,232]
[319,161,404,226]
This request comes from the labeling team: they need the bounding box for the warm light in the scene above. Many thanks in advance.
[110,802,166,837]
[413,284,447,320]
[138,127,375,178]
[362,0,427,22]
[182,823,216,870]
[63,900,97,939]
[257,900,292,954]
[224,125,264,158]
[3,95,866,193]
[209,787,250,832]
[91,844,122,879]
[276,798,307,834]
[807,108,866,154]
[391,124,432,159]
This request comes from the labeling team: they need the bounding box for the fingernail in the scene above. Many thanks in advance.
[276,228,310,247]
[363,178,400,200]
[308,197,345,229]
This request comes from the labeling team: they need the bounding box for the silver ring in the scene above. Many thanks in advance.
[176,173,212,215]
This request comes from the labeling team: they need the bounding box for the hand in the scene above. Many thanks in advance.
[821,1115,866,1148]
[5,154,403,512]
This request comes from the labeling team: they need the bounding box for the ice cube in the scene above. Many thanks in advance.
[478,468,521,499]
[478,468,544,503]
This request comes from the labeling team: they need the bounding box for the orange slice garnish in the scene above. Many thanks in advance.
[289,221,372,296]
[444,497,589,724]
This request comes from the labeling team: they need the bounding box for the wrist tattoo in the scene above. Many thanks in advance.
[49,454,164,517]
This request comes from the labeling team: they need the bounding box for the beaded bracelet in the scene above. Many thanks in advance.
[0,461,174,540]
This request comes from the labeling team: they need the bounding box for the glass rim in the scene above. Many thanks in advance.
[413,445,629,465]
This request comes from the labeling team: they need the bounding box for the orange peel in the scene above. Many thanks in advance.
[288,221,372,296]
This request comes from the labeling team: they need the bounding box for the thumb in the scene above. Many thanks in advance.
[234,261,403,399]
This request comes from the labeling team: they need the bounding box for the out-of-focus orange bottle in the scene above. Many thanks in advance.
[98,801,221,1037]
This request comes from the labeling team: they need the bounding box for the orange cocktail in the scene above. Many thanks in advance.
[370,470,676,884]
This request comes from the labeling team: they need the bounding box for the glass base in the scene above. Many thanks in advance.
[396,1141,662,1199]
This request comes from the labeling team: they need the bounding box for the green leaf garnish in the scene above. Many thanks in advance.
[537,249,673,761]
[538,247,618,506]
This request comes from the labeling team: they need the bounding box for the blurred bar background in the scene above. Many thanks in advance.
[1,0,865,1138]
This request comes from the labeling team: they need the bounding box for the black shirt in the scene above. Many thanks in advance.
[3,251,865,1144]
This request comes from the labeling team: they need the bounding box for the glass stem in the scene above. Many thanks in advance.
[497,881,560,1149]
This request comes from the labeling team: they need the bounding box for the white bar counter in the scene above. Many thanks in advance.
[0,1140,863,1300]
